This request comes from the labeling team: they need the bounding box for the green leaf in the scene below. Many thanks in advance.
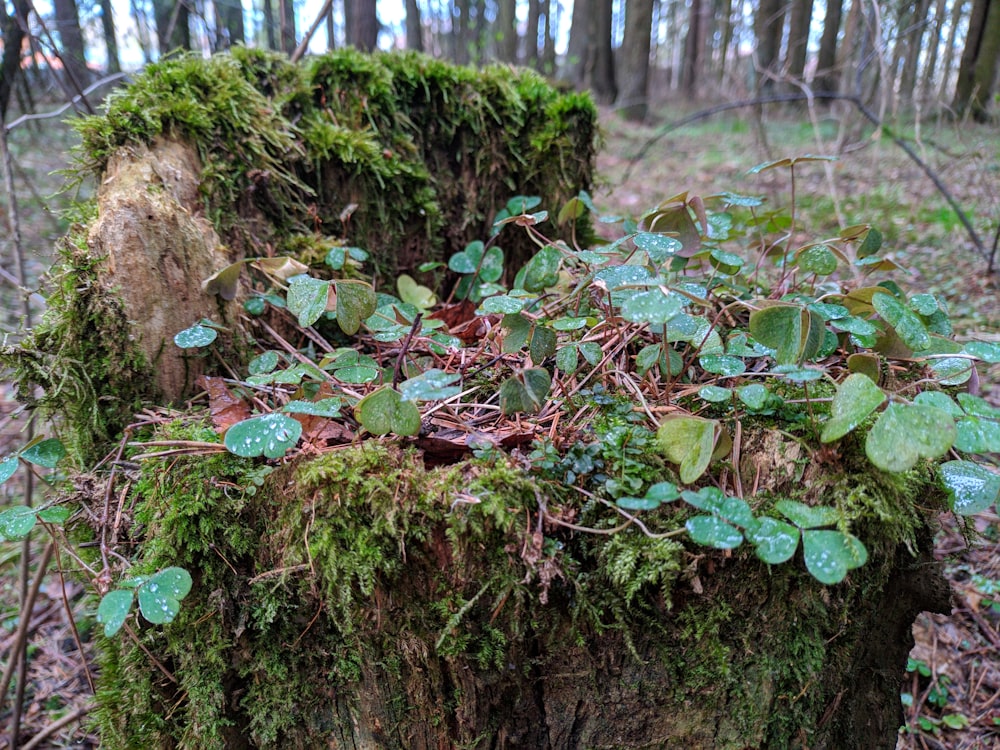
[737,384,769,410]
[872,292,930,352]
[698,385,732,403]
[397,274,436,309]
[282,398,342,418]
[770,364,824,382]
[522,245,561,292]
[821,374,887,443]
[865,403,955,472]
[449,241,504,283]
[37,506,71,525]
[325,245,368,270]
[699,355,746,377]
[138,567,193,625]
[578,342,603,366]
[201,259,247,300]
[617,495,663,511]
[963,341,1000,363]
[224,413,303,459]
[332,365,380,384]
[287,275,330,328]
[480,295,525,314]
[686,515,744,549]
[550,316,588,331]
[501,313,531,353]
[797,245,838,275]
[646,482,680,503]
[556,345,578,375]
[909,294,939,316]
[174,324,217,348]
[957,393,1000,418]
[680,487,725,512]
[955,416,1000,453]
[913,391,963,417]
[0,506,37,539]
[708,248,743,275]
[249,351,280,375]
[398,369,462,401]
[846,353,881,382]
[634,232,682,263]
[97,590,134,637]
[747,516,800,564]
[593,265,655,304]
[775,499,840,529]
[355,387,421,436]
[20,437,66,469]
[657,415,721,484]
[499,368,551,415]
[335,280,378,336]
[941,714,969,730]
[928,357,973,386]
[802,529,868,584]
[749,304,825,364]
[939,460,1000,515]
[856,226,883,258]
[0,456,19,485]
[529,326,557,364]
[620,289,683,325]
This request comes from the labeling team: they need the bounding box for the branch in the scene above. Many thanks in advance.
[4,72,131,133]
[622,92,990,270]
[291,0,335,63]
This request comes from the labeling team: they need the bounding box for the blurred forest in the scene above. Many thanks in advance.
[0,0,998,124]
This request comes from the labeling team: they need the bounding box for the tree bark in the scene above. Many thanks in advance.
[682,0,710,96]
[99,0,121,73]
[153,0,191,54]
[898,0,931,103]
[493,0,518,62]
[53,0,91,87]
[755,0,785,93]
[786,0,815,90]
[918,0,948,105]
[405,0,423,51]
[345,0,378,51]
[618,0,655,120]
[562,0,591,86]
[524,0,541,66]
[279,0,297,53]
[937,0,965,101]
[590,0,617,103]
[215,0,246,50]
[0,0,30,119]
[952,0,1000,120]
[815,0,844,93]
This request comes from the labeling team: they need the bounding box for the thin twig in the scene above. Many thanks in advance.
[4,72,130,133]
[291,0,335,63]
[19,702,93,750]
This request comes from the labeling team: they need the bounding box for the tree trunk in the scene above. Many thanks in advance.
[493,0,518,62]
[918,0,948,106]
[524,0,541,66]
[682,0,710,96]
[215,0,246,50]
[755,0,785,93]
[786,0,815,90]
[153,0,191,54]
[99,0,121,73]
[590,0,617,103]
[0,0,29,119]
[405,0,423,51]
[815,0,844,93]
[279,0,296,53]
[52,0,91,88]
[345,0,378,51]
[717,0,735,84]
[453,0,472,64]
[562,0,591,86]
[618,0,655,120]
[937,0,965,101]
[954,0,1000,120]
[262,0,276,50]
[541,0,556,73]
[899,0,931,103]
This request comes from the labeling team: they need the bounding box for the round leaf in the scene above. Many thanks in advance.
[287,275,331,328]
[20,438,67,469]
[803,529,868,584]
[963,341,1000,363]
[616,496,663,511]
[634,232,681,263]
[872,292,930,352]
[698,385,732,403]
[224,413,303,459]
[138,568,192,626]
[0,456,19,485]
[522,245,561,292]
[865,403,955,473]
[335,280,378,335]
[0,506,37,539]
[747,516,800,564]
[249,351,280,375]
[821,373,887,443]
[699,355,746,377]
[749,304,825,365]
[480,295,526,314]
[174,324,217,349]
[282,398,343,418]
[399,369,462,402]
[797,245,838,276]
[620,289,683,325]
[97,590,134,637]
[737,384,769,410]
[37,506,72,525]
[657,416,721,484]
[686,515,744,549]
[355,387,421,436]
[775,499,840,529]
[939,460,1000,515]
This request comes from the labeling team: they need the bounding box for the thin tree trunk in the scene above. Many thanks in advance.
[786,0,815,89]
[494,0,517,62]
[755,0,785,93]
[899,0,931,107]
[345,0,378,51]
[952,0,990,117]
[326,0,336,49]
[967,0,1000,119]
[562,0,592,85]
[918,0,948,105]
[153,0,191,53]
[541,0,556,73]
[53,0,91,86]
[279,0,296,53]
[815,0,844,93]
[0,0,30,119]
[717,0,734,83]
[682,0,710,96]
[591,0,617,103]
[406,0,423,51]
[937,0,965,102]
[215,0,246,49]
[99,0,121,73]
[262,0,276,49]
[618,0,655,120]
[524,0,540,66]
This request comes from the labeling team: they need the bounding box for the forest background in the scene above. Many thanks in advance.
[1,0,999,747]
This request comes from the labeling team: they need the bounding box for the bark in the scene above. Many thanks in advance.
[405,0,423,51]
[952,0,999,120]
[53,0,90,87]
[524,0,541,66]
[279,0,297,53]
[815,0,844,93]
[755,0,785,93]
[618,0,655,120]
[717,0,735,83]
[215,0,246,50]
[682,0,710,96]
[99,0,121,73]
[786,0,815,88]
[541,0,556,73]
[453,0,472,64]
[937,0,965,101]
[562,0,591,85]
[918,0,948,105]
[898,0,931,103]
[591,0,617,103]
[494,0,517,62]
[0,0,29,119]
[153,0,191,53]
[345,0,378,51]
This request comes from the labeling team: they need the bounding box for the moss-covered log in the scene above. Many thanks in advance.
[89,434,949,749]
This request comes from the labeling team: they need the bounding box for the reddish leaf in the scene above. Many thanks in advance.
[197,376,251,432]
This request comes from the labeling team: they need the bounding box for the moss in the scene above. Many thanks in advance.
[87,416,942,748]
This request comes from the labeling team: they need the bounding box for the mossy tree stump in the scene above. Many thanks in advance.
[9,50,954,749]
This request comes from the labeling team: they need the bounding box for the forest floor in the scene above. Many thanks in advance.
[1,98,999,748]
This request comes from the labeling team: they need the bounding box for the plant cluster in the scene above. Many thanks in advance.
[2,155,998,634]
